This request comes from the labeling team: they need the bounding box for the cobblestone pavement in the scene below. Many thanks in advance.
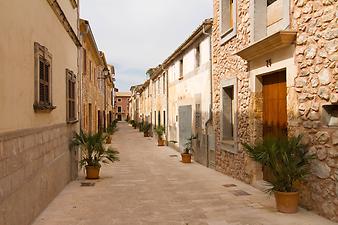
[32,122,336,225]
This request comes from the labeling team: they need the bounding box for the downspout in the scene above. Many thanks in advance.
[161,65,169,145]
[202,24,213,167]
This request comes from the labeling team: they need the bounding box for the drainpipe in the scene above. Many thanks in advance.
[161,65,169,145]
[202,24,213,167]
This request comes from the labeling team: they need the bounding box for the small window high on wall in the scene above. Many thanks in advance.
[220,0,237,43]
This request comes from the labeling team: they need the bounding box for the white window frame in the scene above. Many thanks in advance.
[220,78,238,153]
[220,0,237,44]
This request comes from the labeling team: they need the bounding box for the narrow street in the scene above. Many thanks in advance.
[32,123,335,225]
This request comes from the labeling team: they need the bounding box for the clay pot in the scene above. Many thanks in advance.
[85,166,100,179]
[181,153,192,163]
[106,136,112,144]
[274,191,299,213]
[158,139,165,146]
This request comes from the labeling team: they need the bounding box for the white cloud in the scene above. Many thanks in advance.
[80,0,213,91]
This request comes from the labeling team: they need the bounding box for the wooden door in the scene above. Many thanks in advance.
[179,105,192,151]
[262,71,287,182]
[263,71,287,138]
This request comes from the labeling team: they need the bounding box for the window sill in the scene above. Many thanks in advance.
[33,103,56,112]
[67,119,78,124]
[220,28,237,46]
[221,140,237,154]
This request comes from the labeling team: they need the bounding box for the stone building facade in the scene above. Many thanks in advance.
[80,19,114,133]
[212,0,337,221]
[129,85,142,122]
[0,0,80,224]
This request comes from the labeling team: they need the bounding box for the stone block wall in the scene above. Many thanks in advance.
[0,124,78,225]
[212,0,337,221]
[212,0,252,184]
[290,0,338,221]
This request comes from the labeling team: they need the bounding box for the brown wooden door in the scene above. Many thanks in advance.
[262,71,287,182]
[263,71,287,138]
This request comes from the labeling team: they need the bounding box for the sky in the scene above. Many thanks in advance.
[80,0,213,92]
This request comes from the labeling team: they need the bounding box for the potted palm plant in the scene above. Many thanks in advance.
[72,130,119,179]
[181,135,195,163]
[155,125,165,146]
[138,122,143,132]
[130,120,137,129]
[143,122,151,137]
[242,135,314,213]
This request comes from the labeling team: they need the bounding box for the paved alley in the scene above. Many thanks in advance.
[32,123,336,225]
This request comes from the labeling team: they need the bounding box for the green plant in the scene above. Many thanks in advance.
[72,130,119,168]
[242,135,314,193]
[143,122,151,133]
[138,122,143,132]
[183,135,196,154]
[130,120,136,128]
[107,121,118,135]
[155,125,165,139]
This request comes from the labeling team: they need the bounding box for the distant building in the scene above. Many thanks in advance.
[129,85,142,122]
[115,92,131,121]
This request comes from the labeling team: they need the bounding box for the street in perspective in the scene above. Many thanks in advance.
[0,0,337,225]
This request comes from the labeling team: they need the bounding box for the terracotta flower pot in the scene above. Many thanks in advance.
[274,191,299,213]
[106,136,112,144]
[158,139,165,146]
[85,166,100,179]
[181,153,192,163]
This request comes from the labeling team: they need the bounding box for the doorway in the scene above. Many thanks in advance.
[262,70,287,181]
[262,71,287,138]
[178,105,192,150]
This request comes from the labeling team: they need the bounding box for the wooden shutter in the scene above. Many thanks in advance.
[39,59,50,105]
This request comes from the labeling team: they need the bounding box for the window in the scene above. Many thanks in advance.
[267,0,277,6]
[163,74,166,94]
[179,59,183,79]
[158,111,161,126]
[220,0,237,43]
[89,60,92,80]
[221,78,237,152]
[117,98,122,102]
[118,106,122,113]
[158,78,160,95]
[66,69,77,122]
[195,45,201,68]
[83,48,87,75]
[33,42,55,111]
[222,86,234,140]
[163,111,166,131]
[154,81,156,95]
[322,105,338,127]
[154,111,157,127]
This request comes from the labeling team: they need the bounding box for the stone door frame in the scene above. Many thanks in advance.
[247,45,296,184]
